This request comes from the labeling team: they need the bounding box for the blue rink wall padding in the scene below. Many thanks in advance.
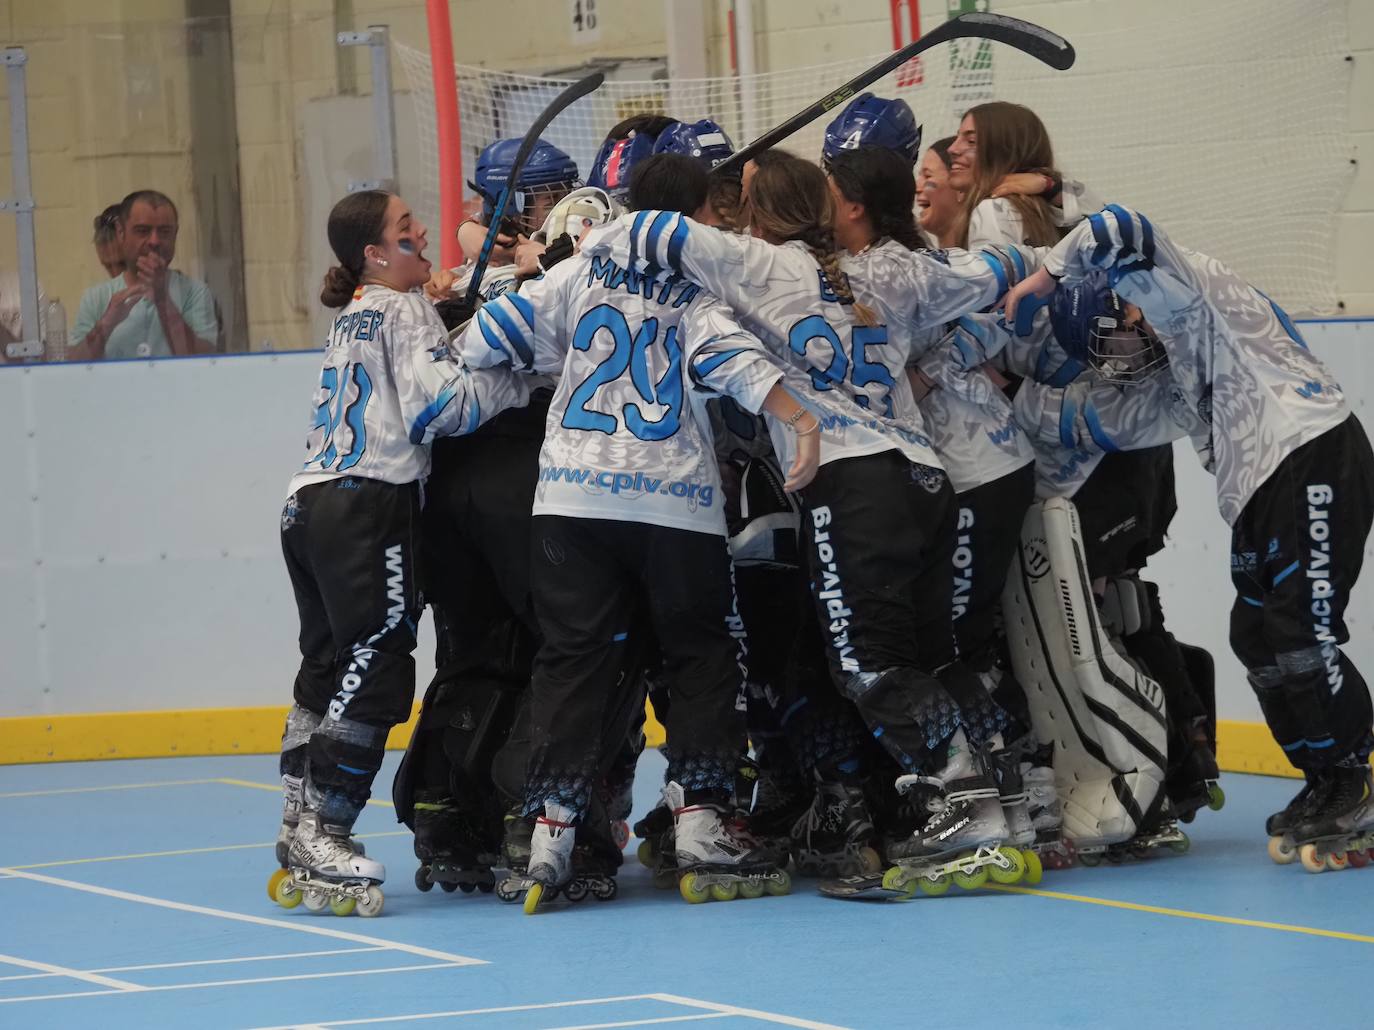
[2,749,1372,1030]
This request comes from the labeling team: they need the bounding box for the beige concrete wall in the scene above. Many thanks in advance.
[1339,0,1372,316]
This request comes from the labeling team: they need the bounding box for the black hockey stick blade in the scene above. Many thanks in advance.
[712,13,1074,178]
[462,71,605,308]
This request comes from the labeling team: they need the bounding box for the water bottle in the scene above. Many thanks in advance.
[43,298,66,362]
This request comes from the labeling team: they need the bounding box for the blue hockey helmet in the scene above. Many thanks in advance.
[470,137,580,231]
[821,93,922,165]
[1049,270,1166,385]
[586,130,658,201]
[652,118,736,169]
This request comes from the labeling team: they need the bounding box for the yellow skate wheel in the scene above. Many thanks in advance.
[880,865,905,892]
[273,877,302,909]
[856,847,883,876]
[954,865,990,891]
[637,840,657,868]
[267,868,288,902]
[1326,850,1348,872]
[989,847,1027,885]
[356,885,384,918]
[1168,833,1191,855]
[1267,835,1296,865]
[710,880,740,902]
[917,873,952,897]
[523,882,544,915]
[1020,848,1044,886]
[1207,783,1226,811]
[764,870,791,897]
[329,895,356,917]
[738,880,765,899]
[1299,844,1326,874]
[679,872,711,904]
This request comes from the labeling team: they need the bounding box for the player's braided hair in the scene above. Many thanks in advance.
[746,153,876,326]
[321,190,391,308]
[826,147,926,253]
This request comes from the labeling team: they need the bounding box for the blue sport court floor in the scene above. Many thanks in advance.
[1,749,1369,1029]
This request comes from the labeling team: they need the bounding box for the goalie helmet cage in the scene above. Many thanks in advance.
[396,0,1352,315]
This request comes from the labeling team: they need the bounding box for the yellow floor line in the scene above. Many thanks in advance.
[215,778,395,808]
[3,831,410,871]
[986,883,1374,944]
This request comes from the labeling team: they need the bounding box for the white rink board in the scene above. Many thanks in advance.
[1,322,1371,726]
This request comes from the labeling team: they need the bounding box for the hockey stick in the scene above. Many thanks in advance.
[712,12,1074,178]
[461,71,605,310]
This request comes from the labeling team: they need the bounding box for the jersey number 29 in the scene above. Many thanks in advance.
[562,304,683,441]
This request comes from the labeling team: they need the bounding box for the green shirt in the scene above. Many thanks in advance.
[71,272,218,359]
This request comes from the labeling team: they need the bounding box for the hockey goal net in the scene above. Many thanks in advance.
[394,0,1353,315]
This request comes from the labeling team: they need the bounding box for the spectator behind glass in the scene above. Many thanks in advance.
[68,189,218,360]
[93,204,125,278]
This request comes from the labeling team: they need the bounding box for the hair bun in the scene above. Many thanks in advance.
[320,264,359,308]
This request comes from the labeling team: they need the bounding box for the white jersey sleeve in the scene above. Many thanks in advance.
[287,285,528,496]
[454,263,575,374]
[681,291,783,414]
[966,179,1101,251]
[1046,204,1349,523]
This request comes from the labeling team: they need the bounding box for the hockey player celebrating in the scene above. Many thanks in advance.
[1004,204,1374,870]
[585,152,1044,896]
[823,99,1039,860]
[456,153,818,911]
[270,190,529,917]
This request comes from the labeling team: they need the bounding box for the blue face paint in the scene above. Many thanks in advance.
[397,238,417,255]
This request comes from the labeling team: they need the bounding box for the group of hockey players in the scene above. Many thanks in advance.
[267,88,1374,918]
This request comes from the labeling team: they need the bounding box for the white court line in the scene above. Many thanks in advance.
[0,953,143,992]
[0,778,226,799]
[544,1015,728,1030]
[5,830,410,871]
[92,946,389,973]
[0,962,465,1005]
[0,946,388,984]
[650,995,849,1030]
[0,868,487,968]
[244,994,850,1030]
[245,996,666,1029]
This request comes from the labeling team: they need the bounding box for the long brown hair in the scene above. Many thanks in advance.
[958,102,1061,248]
[747,154,876,325]
[321,190,391,308]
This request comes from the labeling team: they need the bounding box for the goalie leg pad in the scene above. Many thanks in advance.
[1001,498,1167,847]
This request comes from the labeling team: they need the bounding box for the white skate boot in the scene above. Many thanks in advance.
[274,813,386,917]
[666,780,790,904]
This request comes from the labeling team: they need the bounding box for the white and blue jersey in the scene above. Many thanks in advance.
[580,213,1037,476]
[288,284,530,496]
[907,322,1034,495]
[1043,205,1349,525]
[455,222,785,536]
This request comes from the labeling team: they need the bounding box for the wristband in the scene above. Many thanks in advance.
[783,407,809,429]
